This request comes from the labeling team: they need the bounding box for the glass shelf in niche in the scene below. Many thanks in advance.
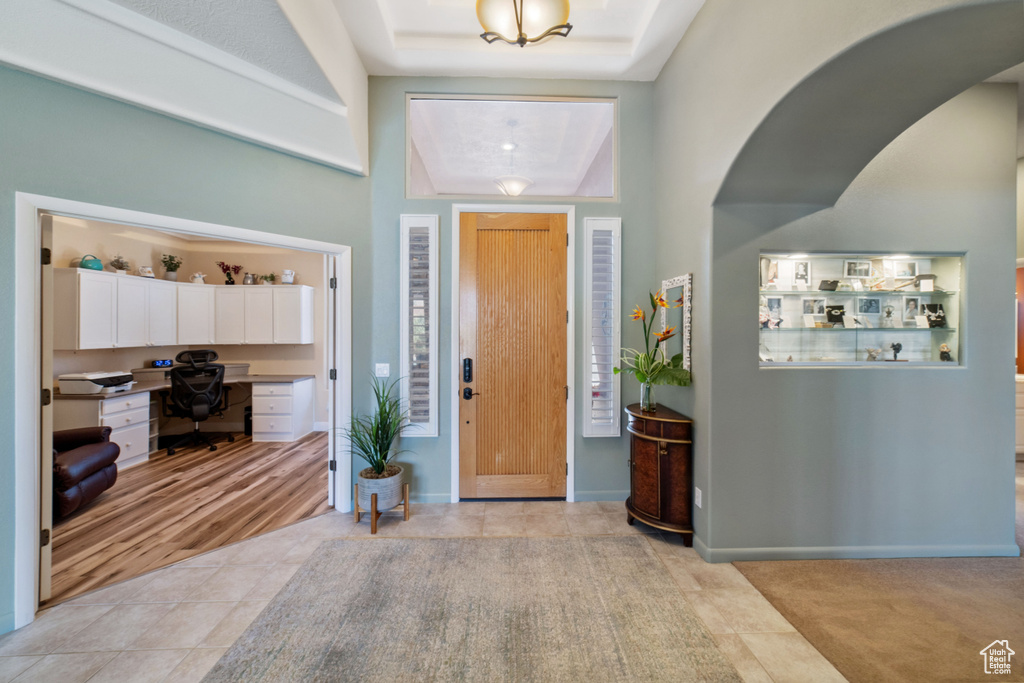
[757,251,963,366]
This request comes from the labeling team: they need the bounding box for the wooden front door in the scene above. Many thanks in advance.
[459,212,567,498]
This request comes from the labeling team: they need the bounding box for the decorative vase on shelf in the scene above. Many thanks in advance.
[640,381,655,412]
[225,277,234,285]
[242,272,255,285]
[164,271,178,281]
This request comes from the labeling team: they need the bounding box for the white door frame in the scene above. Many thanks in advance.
[13,192,353,629]
[449,204,576,503]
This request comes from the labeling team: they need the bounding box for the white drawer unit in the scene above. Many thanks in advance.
[55,391,153,469]
[252,378,314,442]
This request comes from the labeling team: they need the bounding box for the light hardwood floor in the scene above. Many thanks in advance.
[50,432,330,607]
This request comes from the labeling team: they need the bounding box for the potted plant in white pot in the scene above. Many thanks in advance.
[345,376,407,515]
[161,253,183,281]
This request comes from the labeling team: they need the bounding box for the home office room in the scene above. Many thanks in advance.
[44,213,334,606]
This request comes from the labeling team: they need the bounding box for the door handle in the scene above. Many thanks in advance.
[462,388,480,400]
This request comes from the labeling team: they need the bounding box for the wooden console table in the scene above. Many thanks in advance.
[624,403,694,545]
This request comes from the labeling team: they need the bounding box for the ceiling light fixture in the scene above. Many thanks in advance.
[494,120,533,197]
[477,0,573,48]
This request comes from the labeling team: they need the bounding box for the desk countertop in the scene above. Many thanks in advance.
[55,374,315,400]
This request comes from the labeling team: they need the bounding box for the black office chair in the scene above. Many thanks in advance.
[160,349,234,455]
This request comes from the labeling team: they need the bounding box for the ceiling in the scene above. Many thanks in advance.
[409,98,615,196]
[332,0,705,81]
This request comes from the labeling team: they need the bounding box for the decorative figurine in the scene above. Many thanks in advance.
[880,305,896,328]
[786,355,793,362]
[865,347,882,362]
[939,343,954,362]
[890,342,903,361]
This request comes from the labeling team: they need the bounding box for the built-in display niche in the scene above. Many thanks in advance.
[758,253,962,366]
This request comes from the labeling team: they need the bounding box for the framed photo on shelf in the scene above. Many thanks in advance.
[792,260,810,288]
[802,298,826,316]
[857,298,880,314]
[843,259,872,278]
[894,260,918,280]
[765,296,783,320]
[903,296,920,323]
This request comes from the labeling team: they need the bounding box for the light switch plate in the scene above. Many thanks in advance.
[375,363,390,378]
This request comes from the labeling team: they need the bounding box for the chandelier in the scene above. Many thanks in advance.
[477,0,573,48]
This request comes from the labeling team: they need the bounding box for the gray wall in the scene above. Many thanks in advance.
[654,0,1020,559]
[367,76,656,502]
[0,64,372,633]
[710,85,1018,559]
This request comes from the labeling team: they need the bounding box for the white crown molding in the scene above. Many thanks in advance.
[59,0,347,116]
[0,0,365,174]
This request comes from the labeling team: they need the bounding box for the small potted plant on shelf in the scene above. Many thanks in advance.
[615,290,691,412]
[344,375,407,514]
[260,273,277,285]
[109,254,130,274]
[215,261,243,285]
[161,254,183,281]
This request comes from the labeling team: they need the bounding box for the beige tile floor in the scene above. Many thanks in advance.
[0,502,845,683]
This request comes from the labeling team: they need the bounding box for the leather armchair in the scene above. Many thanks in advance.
[53,426,120,518]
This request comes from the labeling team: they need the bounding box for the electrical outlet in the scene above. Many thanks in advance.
[375,363,390,378]
[694,487,702,508]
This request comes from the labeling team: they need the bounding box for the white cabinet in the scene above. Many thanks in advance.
[214,285,311,345]
[147,279,178,346]
[251,378,314,442]
[273,286,314,344]
[53,270,312,349]
[55,392,152,469]
[177,283,216,344]
[245,287,275,344]
[54,269,117,350]
[214,286,276,344]
[115,276,149,348]
[214,287,245,345]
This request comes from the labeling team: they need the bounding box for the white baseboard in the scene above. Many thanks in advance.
[697,541,1022,563]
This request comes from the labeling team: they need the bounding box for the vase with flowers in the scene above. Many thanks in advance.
[614,290,691,412]
[216,261,243,285]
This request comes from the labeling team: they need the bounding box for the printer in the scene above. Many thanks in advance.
[58,371,135,395]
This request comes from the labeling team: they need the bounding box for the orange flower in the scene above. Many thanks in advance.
[630,305,645,321]
[656,326,676,343]
[653,290,668,308]
[673,296,684,308]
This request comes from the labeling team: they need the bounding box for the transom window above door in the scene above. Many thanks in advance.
[407,96,616,199]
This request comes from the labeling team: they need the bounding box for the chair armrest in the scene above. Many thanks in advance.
[53,426,112,452]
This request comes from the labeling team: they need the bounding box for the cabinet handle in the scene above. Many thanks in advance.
[269,404,274,410]
[125,442,131,448]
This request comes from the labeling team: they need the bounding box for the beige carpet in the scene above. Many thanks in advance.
[736,464,1024,683]
[204,536,741,682]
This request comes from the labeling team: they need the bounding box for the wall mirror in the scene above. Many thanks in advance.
[660,273,692,372]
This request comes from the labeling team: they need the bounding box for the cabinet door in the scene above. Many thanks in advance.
[630,437,661,520]
[273,286,313,344]
[77,272,117,349]
[244,287,275,344]
[177,285,215,344]
[214,286,245,344]
[115,276,149,348]
[147,280,178,346]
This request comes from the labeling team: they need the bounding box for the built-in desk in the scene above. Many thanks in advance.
[55,374,316,467]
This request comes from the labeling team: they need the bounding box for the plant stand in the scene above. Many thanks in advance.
[353,482,410,534]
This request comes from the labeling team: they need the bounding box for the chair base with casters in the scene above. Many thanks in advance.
[160,385,234,455]
[53,426,120,519]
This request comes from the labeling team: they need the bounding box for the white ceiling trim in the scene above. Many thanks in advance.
[0,0,364,174]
